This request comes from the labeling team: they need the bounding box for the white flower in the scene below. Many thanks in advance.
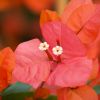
[52,46,63,56]
[39,42,49,51]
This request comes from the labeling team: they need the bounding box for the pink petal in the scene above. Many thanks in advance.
[12,39,51,88]
[15,39,48,61]
[61,0,92,24]
[41,21,63,60]
[41,21,61,49]
[41,21,86,58]
[47,57,92,87]
[59,23,86,58]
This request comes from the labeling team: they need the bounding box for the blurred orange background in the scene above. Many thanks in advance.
[0,0,56,50]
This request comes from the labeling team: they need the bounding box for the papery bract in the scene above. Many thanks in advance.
[89,59,99,80]
[61,0,92,23]
[12,39,51,88]
[90,68,100,87]
[41,21,92,86]
[57,85,98,100]
[77,6,100,45]
[62,3,100,59]
[40,10,60,27]
[0,47,15,92]
[62,4,100,79]
[47,57,92,87]
[40,4,98,59]
[60,1,100,80]
[34,88,50,99]
[62,4,95,34]
[40,1,100,60]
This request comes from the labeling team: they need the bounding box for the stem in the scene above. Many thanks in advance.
[46,50,53,61]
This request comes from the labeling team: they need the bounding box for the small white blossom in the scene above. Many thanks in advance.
[52,46,63,56]
[39,42,49,51]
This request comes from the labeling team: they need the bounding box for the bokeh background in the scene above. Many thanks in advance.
[0,0,99,50]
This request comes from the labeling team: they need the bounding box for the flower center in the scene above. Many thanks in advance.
[39,42,63,62]
[39,42,49,51]
[52,46,63,56]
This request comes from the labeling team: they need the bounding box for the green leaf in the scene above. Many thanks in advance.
[93,85,100,94]
[1,82,34,100]
[45,95,57,100]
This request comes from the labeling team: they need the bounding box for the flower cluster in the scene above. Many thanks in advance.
[0,0,100,100]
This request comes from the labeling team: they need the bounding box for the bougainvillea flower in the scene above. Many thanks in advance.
[0,47,15,92]
[62,2,100,59]
[41,1,100,59]
[64,4,100,49]
[40,2,100,80]
[13,21,93,88]
[62,4,100,79]
[57,85,98,100]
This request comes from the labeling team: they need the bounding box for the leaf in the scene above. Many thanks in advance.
[2,82,32,96]
[1,82,33,100]
[93,85,100,94]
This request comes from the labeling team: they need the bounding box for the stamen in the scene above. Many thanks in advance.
[39,42,53,60]
[52,46,63,56]
[39,42,49,51]
[46,50,53,60]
